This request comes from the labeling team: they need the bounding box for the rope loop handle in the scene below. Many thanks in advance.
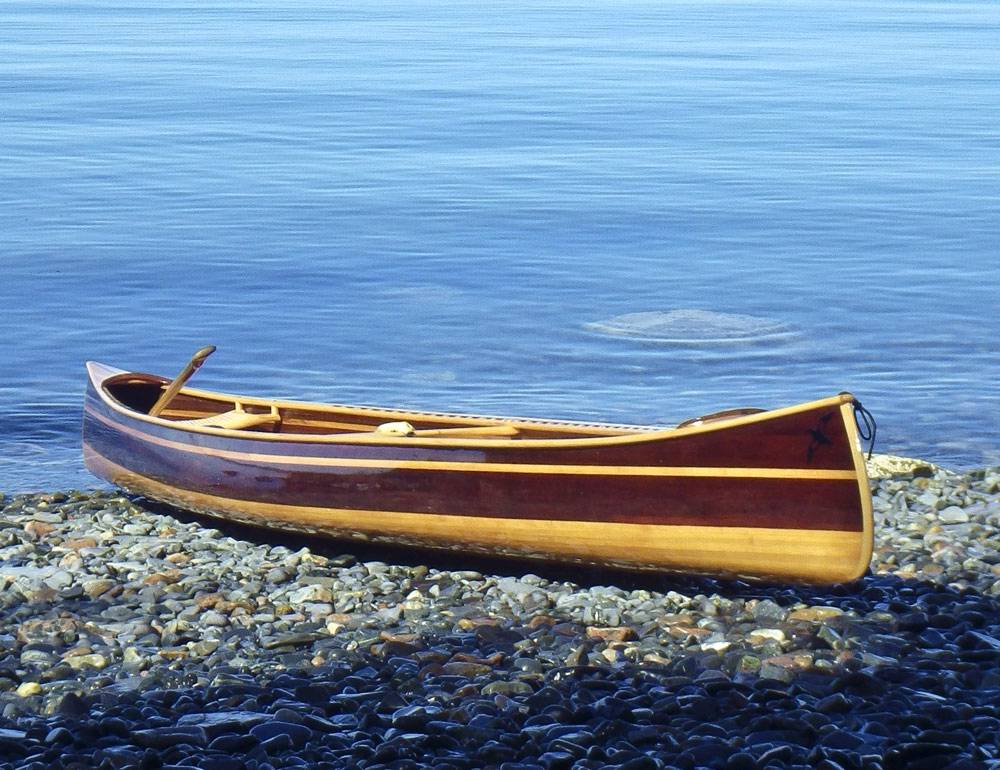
[847,396,877,460]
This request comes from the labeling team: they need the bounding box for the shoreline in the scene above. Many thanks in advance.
[0,456,997,768]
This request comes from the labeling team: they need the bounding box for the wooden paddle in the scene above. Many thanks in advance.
[149,345,217,417]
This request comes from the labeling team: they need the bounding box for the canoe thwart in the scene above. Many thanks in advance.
[369,422,520,438]
[410,424,520,438]
[180,408,280,431]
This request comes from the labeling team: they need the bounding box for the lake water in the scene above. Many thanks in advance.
[2,0,998,493]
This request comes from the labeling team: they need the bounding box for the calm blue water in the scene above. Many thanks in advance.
[2,0,998,493]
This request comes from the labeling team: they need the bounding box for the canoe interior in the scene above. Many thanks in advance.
[102,372,658,439]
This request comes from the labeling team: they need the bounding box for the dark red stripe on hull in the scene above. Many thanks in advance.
[85,390,856,472]
[84,417,864,532]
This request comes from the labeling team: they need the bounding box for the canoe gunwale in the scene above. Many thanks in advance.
[82,403,861,483]
[86,361,859,450]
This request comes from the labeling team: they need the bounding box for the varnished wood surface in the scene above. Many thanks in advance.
[83,447,871,583]
[82,361,875,582]
[84,408,863,530]
[86,400,858,480]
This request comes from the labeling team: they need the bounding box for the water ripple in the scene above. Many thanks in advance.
[585,310,799,346]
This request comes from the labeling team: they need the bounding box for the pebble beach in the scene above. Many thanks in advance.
[0,456,997,770]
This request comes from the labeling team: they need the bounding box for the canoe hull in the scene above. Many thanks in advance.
[82,362,873,582]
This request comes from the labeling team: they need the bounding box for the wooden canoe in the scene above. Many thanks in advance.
[82,360,874,583]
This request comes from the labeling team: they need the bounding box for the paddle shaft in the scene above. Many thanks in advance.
[149,346,217,417]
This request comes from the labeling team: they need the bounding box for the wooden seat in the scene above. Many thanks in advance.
[180,409,280,430]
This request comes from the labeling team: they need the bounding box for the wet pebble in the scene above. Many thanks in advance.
[0,461,996,769]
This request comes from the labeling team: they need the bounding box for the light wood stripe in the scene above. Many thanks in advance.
[83,448,870,583]
[839,401,876,580]
[85,405,857,480]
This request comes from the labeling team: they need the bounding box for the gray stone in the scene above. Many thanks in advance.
[132,725,209,749]
[250,720,312,747]
[938,506,970,524]
[261,632,324,649]
[287,584,333,604]
[481,680,534,696]
[200,610,228,626]
[42,570,74,590]
[178,711,270,737]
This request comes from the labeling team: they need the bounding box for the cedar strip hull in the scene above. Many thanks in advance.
[82,363,874,582]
